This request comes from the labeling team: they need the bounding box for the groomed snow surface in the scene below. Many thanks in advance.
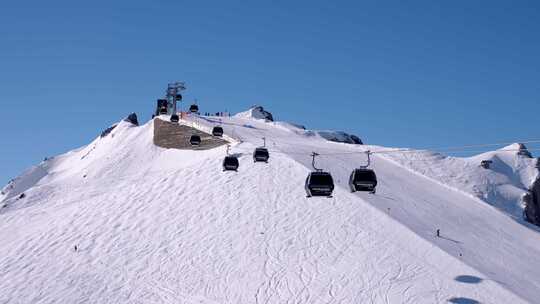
[1,111,539,303]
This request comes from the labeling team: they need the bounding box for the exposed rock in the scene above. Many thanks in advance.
[350,135,363,145]
[317,131,363,145]
[517,143,533,158]
[100,125,117,138]
[102,114,138,138]
[124,113,139,126]
[480,160,493,169]
[235,106,274,121]
[153,119,228,150]
[524,177,540,226]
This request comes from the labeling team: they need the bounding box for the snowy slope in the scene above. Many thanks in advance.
[189,113,540,302]
[234,105,274,121]
[1,112,539,303]
[234,106,363,145]
[380,144,539,221]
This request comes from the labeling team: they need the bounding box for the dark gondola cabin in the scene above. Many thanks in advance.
[175,94,182,101]
[156,99,168,116]
[253,147,270,163]
[212,126,224,137]
[223,156,239,171]
[189,135,201,146]
[349,168,377,193]
[170,114,179,123]
[305,171,334,197]
[189,104,199,113]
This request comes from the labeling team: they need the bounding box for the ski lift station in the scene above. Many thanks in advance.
[152,81,381,196]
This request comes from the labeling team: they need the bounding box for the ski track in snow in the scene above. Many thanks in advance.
[0,115,537,303]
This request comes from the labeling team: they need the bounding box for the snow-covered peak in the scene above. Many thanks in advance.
[234,106,364,145]
[503,143,533,157]
[234,105,274,121]
[502,143,525,151]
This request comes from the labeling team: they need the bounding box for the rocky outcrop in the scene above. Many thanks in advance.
[523,150,540,226]
[101,113,139,138]
[153,119,228,150]
[124,113,139,126]
[100,124,117,138]
[517,143,533,158]
[234,106,274,121]
[524,176,540,226]
[350,135,363,145]
[317,131,363,145]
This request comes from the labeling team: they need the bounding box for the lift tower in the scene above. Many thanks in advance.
[166,82,186,114]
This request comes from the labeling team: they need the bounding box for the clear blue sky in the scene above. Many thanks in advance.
[1,0,539,184]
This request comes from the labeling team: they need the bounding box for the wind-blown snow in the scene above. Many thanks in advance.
[1,111,539,303]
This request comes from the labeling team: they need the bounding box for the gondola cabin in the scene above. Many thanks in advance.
[223,156,239,171]
[305,171,334,197]
[253,147,270,163]
[349,168,377,193]
[189,135,201,146]
[170,114,179,123]
[189,104,199,113]
[212,126,224,137]
[156,99,168,116]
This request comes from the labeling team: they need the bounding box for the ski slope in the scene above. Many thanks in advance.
[1,109,539,303]
[380,143,538,221]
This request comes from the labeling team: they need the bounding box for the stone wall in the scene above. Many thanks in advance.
[153,118,228,150]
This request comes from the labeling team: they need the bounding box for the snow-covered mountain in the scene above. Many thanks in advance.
[381,143,538,221]
[1,108,540,303]
[234,105,274,121]
[234,106,363,145]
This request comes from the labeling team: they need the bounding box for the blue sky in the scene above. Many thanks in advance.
[1,0,539,184]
